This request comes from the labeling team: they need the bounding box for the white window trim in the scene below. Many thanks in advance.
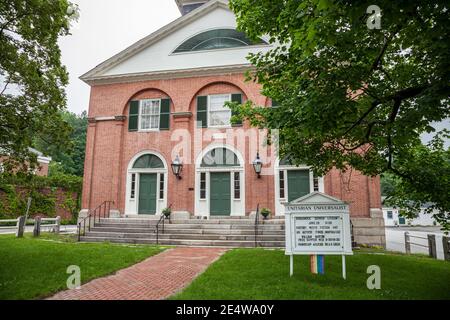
[233,171,241,201]
[207,94,232,129]
[274,162,325,216]
[139,98,161,132]
[199,172,207,201]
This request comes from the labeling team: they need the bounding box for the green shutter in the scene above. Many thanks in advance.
[196,96,208,128]
[271,99,279,107]
[159,98,170,130]
[231,93,243,126]
[128,100,139,131]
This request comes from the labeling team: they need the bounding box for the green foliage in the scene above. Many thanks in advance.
[260,207,271,218]
[0,172,82,219]
[380,172,398,197]
[0,0,78,172]
[162,207,172,218]
[228,0,450,228]
[383,136,450,230]
[34,111,88,177]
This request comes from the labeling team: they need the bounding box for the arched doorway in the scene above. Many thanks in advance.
[274,157,324,215]
[195,145,245,217]
[125,151,168,216]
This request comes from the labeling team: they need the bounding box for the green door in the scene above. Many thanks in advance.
[210,172,231,215]
[138,173,157,215]
[287,170,310,202]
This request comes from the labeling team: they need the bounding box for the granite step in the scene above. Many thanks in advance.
[85,231,285,241]
[90,226,284,235]
[80,236,285,248]
[94,223,284,231]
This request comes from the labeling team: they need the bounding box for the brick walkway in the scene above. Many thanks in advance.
[48,247,227,300]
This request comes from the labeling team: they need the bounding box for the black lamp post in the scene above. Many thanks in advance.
[253,152,262,178]
[171,155,183,179]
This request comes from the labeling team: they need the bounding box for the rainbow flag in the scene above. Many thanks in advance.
[310,255,325,275]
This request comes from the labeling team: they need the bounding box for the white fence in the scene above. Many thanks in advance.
[0,216,61,237]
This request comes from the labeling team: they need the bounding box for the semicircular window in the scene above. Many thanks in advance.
[201,148,240,167]
[133,154,164,169]
[174,29,267,53]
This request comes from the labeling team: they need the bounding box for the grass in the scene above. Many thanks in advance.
[172,248,450,300]
[0,233,164,300]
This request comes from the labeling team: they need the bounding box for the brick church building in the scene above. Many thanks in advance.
[80,0,385,246]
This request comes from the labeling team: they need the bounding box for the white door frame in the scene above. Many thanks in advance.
[194,143,245,217]
[125,150,168,216]
[274,157,324,216]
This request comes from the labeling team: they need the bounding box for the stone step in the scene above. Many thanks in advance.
[99,218,285,225]
[170,219,285,225]
[95,223,284,230]
[90,226,284,235]
[80,236,285,248]
[85,231,285,241]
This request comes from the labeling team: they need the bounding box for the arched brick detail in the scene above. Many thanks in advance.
[187,81,249,113]
[121,88,174,116]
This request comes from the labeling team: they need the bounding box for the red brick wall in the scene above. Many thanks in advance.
[36,162,49,176]
[82,73,381,218]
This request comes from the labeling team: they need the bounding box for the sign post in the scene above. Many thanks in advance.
[284,192,353,279]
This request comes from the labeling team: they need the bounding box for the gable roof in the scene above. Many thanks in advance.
[287,191,348,205]
[80,0,241,85]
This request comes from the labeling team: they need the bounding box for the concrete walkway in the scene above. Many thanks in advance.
[48,247,227,300]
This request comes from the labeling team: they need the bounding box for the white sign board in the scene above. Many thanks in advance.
[284,192,353,277]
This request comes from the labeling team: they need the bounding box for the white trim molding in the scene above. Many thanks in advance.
[274,157,324,216]
[194,143,245,217]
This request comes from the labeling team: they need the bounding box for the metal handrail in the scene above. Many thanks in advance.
[155,215,165,245]
[254,204,260,248]
[155,203,172,244]
[77,201,114,241]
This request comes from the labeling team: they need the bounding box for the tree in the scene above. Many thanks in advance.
[228,1,450,228]
[34,111,88,176]
[0,0,78,172]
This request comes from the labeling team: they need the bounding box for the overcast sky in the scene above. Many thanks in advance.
[58,0,180,115]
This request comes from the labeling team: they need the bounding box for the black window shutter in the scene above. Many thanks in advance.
[159,98,170,130]
[196,96,208,128]
[231,93,243,126]
[271,99,279,107]
[128,100,139,131]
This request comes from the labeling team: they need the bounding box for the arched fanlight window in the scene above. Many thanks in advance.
[133,154,164,169]
[201,148,240,167]
[173,29,267,53]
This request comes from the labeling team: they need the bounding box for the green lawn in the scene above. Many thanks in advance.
[0,234,164,300]
[172,249,450,300]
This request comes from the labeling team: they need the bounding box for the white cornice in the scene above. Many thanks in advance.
[83,64,254,86]
[80,0,230,83]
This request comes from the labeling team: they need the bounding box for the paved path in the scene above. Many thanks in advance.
[48,247,226,300]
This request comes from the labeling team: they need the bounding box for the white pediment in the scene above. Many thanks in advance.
[288,192,347,205]
[81,0,272,84]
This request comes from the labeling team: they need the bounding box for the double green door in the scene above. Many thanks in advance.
[138,173,157,215]
[287,170,310,202]
[210,172,231,216]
